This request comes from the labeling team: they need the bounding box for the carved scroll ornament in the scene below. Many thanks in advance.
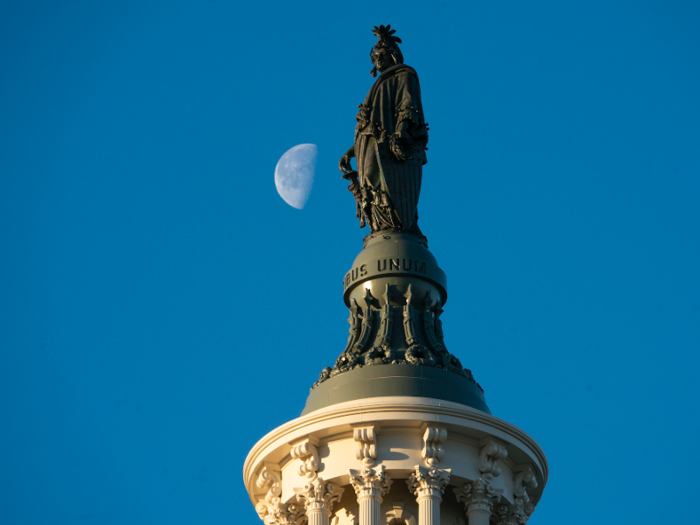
[291,438,320,481]
[421,426,447,467]
[353,426,378,467]
[478,441,508,478]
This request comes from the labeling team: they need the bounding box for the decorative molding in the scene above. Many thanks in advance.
[349,465,392,502]
[365,286,395,366]
[353,426,378,467]
[406,466,451,500]
[478,441,508,478]
[243,397,549,494]
[373,286,393,351]
[343,300,362,355]
[353,288,375,354]
[404,285,437,366]
[290,438,320,481]
[295,479,344,515]
[403,285,419,348]
[454,477,502,515]
[421,426,447,467]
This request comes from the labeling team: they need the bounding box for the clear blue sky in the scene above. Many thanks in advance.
[1,1,699,523]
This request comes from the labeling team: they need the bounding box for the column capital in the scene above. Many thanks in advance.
[295,478,344,516]
[407,465,451,501]
[454,478,501,515]
[256,465,302,525]
[256,499,305,525]
[349,465,392,502]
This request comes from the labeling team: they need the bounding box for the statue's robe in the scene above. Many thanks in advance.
[354,64,429,233]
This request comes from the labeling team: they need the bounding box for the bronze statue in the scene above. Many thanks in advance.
[339,25,429,237]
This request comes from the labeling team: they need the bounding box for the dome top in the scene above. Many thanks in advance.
[308,233,489,415]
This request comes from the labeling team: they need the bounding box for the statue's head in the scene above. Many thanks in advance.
[370,24,403,77]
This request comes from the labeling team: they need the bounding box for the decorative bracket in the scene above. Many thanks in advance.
[255,464,286,525]
[256,463,306,525]
[510,467,538,524]
[421,425,447,467]
[513,468,537,501]
[478,440,508,478]
[353,425,378,467]
[290,437,320,481]
[256,463,282,504]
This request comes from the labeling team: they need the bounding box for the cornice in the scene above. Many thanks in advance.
[243,396,548,504]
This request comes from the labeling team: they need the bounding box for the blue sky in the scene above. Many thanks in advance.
[1,1,699,523]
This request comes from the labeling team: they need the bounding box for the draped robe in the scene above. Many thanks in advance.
[354,64,429,233]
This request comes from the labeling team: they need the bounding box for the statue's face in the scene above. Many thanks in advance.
[373,47,394,73]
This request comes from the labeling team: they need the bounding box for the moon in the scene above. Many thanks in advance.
[274,144,317,209]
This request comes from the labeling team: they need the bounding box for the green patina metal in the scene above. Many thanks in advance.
[303,25,490,416]
[303,364,490,416]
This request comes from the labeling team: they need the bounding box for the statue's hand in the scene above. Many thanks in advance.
[339,146,355,174]
[390,132,411,162]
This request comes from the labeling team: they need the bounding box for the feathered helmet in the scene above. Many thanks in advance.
[370,24,403,77]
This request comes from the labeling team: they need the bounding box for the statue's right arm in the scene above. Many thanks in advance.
[339,146,355,174]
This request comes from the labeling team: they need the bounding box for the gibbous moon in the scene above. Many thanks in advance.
[274,144,317,209]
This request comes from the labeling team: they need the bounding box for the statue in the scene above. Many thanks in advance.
[339,25,429,237]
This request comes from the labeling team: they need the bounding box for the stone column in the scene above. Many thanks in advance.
[349,465,392,525]
[407,466,451,525]
[295,479,344,525]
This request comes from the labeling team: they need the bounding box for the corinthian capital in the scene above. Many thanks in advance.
[407,465,451,500]
[349,465,392,502]
[256,500,305,525]
[454,478,501,514]
[294,478,344,515]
